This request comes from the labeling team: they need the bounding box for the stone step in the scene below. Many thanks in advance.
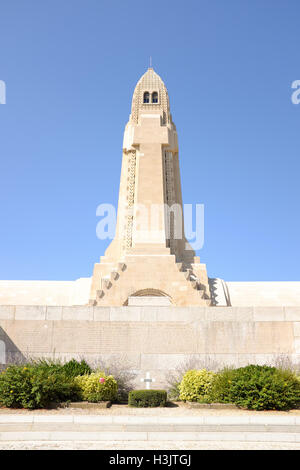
[0,414,299,442]
[0,431,299,443]
[1,415,299,426]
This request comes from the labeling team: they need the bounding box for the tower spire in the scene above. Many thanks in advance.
[89,68,211,307]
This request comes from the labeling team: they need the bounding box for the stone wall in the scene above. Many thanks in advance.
[1,279,300,307]
[227,281,300,307]
[0,305,299,388]
[0,278,91,306]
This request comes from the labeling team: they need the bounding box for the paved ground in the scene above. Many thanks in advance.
[1,403,299,416]
[0,404,299,450]
[1,440,300,450]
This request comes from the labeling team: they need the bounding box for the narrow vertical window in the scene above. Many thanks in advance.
[143,92,150,103]
[152,92,158,103]
[0,340,5,364]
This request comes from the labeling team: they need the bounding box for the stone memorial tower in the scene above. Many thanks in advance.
[90,68,210,306]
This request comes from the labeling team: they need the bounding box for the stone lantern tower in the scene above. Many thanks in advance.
[90,68,210,306]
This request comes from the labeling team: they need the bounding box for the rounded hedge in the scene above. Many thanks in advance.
[179,369,216,402]
[128,390,167,407]
[211,365,300,410]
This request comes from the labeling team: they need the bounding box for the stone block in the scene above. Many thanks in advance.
[186,403,238,410]
[147,432,244,441]
[109,307,141,321]
[206,307,254,322]
[0,306,15,320]
[204,416,250,425]
[158,417,204,425]
[206,307,238,321]
[248,416,295,425]
[141,353,186,370]
[113,416,159,424]
[200,321,260,354]
[93,307,110,321]
[0,415,33,423]
[68,401,111,409]
[33,416,73,423]
[140,307,158,321]
[293,323,300,337]
[285,307,300,321]
[62,306,93,321]
[74,416,113,424]
[3,320,53,354]
[128,296,171,306]
[0,424,33,432]
[144,323,198,353]
[235,307,254,321]
[15,306,46,320]
[253,307,285,321]
[48,432,148,441]
[156,307,205,322]
[267,425,299,433]
[244,432,296,442]
[46,306,62,321]
[0,432,52,441]
[51,321,101,354]
[258,322,293,353]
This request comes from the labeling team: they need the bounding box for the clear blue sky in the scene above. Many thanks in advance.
[0,0,299,281]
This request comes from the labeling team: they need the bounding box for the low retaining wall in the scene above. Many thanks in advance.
[0,306,299,388]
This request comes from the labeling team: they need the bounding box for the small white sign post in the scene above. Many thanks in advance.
[140,371,155,390]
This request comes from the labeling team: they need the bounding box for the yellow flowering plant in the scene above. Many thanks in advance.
[74,372,118,402]
[179,369,216,403]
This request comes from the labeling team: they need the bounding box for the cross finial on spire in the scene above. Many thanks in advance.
[150,56,152,68]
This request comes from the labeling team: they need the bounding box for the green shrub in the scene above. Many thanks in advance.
[128,390,167,407]
[0,364,80,409]
[30,358,64,374]
[74,372,118,402]
[30,358,91,378]
[179,369,216,402]
[211,365,300,410]
[209,367,237,403]
[61,359,91,377]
